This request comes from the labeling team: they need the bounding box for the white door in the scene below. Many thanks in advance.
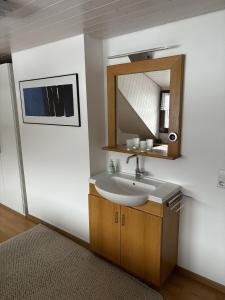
[0,64,24,213]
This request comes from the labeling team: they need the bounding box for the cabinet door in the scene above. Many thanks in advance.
[121,206,162,286]
[89,195,121,264]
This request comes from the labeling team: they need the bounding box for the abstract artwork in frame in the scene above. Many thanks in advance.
[19,74,81,126]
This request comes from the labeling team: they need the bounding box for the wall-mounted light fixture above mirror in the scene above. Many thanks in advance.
[103,55,185,160]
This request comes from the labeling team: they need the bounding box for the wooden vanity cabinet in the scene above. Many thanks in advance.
[89,184,179,287]
[89,195,121,265]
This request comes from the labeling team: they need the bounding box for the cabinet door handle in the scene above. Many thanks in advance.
[122,214,125,226]
[114,212,119,223]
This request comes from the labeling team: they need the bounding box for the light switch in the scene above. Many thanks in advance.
[217,169,225,189]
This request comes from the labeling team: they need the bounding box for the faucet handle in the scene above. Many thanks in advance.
[135,168,145,179]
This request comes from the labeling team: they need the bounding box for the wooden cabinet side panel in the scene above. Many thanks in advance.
[161,204,180,284]
[121,206,162,286]
[89,195,121,265]
[89,184,100,197]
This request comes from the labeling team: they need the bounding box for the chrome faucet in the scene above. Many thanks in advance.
[126,154,144,180]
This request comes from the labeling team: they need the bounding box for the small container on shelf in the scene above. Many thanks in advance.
[126,139,133,151]
[132,138,140,150]
[146,139,154,151]
[140,141,147,152]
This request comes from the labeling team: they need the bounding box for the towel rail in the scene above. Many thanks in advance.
[176,204,184,213]
[167,192,183,212]
[167,192,182,206]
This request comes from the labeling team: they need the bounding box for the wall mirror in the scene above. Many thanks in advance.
[104,55,184,159]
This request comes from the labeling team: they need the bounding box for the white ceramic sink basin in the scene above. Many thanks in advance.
[92,173,180,206]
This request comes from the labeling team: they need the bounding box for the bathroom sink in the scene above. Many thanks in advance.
[91,173,180,206]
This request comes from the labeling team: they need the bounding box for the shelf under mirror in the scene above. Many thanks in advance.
[102,145,180,160]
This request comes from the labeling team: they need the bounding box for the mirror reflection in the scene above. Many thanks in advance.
[116,70,170,153]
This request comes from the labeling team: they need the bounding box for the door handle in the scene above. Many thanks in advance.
[122,214,125,226]
[114,212,119,223]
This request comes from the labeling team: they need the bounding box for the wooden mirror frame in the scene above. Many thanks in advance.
[103,55,185,160]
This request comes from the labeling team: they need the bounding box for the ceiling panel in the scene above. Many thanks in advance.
[6,0,141,39]
[0,0,224,57]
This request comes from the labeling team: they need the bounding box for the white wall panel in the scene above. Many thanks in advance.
[12,36,91,241]
[0,64,24,213]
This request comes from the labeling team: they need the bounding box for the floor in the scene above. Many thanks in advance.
[161,273,225,300]
[0,204,36,243]
[0,205,224,300]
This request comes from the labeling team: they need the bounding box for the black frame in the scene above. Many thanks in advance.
[19,73,81,127]
[159,90,170,133]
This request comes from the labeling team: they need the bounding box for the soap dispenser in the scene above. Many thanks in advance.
[107,160,115,175]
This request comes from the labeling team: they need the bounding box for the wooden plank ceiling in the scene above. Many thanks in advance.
[0,0,225,56]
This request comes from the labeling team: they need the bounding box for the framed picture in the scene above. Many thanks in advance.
[19,74,81,127]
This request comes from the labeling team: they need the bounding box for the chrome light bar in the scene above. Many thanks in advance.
[108,45,179,61]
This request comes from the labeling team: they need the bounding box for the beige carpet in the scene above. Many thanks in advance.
[0,224,163,300]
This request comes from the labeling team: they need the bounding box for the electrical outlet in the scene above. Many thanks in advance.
[217,169,225,189]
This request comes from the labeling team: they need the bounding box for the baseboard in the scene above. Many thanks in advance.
[26,214,89,249]
[175,266,225,294]
[0,203,25,217]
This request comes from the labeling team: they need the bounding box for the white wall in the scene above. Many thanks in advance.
[103,10,225,285]
[12,36,91,241]
[84,35,106,176]
[0,64,24,213]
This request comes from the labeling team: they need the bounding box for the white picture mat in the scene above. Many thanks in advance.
[19,74,80,126]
